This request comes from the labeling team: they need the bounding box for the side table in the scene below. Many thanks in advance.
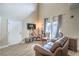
[68,37,77,52]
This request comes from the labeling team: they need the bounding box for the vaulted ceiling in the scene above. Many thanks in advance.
[0,3,37,20]
[0,3,79,20]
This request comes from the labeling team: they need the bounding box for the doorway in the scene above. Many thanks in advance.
[8,19,23,45]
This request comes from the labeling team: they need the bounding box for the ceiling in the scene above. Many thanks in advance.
[0,3,37,20]
[0,3,79,20]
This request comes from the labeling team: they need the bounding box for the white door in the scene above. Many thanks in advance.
[8,19,23,45]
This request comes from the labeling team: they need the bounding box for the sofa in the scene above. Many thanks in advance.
[34,37,69,56]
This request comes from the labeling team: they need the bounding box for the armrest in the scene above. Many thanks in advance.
[53,47,62,56]
[34,45,53,56]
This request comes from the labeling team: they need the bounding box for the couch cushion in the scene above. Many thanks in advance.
[43,42,54,50]
[50,38,58,42]
[43,41,61,53]
[55,36,64,42]
[62,37,68,45]
[56,37,68,47]
[50,42,61,53]
[34,45,53,56]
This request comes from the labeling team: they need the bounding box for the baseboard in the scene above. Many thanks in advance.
[0,40,24,49]
[0,42,21,49]
[0,45,9,49]
[8,42,20,46]
[0,43,19,49]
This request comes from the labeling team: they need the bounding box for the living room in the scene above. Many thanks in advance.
[0,3,79,56]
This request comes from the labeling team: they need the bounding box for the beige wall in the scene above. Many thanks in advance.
[61,8,79,50]
[38,3,79,50]
[61,8,79,38]
[23,10,38,38]
[39,3,69,19]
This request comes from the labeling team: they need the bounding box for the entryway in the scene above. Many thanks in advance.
[8,19,23,45]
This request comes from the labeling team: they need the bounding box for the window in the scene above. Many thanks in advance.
[44,18,51,39]
[44,15,62,40]
[51,20,58,38]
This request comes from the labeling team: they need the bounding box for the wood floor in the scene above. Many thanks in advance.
[0,41,43,56]
[0,41,79,56]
